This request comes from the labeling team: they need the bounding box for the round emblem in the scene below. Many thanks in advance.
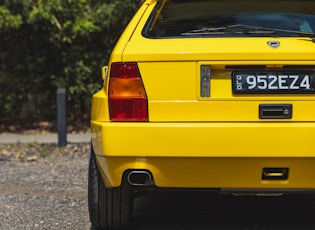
[267,41,280,48]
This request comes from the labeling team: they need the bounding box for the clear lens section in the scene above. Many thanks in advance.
[200,65,211,98]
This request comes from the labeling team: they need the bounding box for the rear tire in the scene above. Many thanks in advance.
[88,144,132,229]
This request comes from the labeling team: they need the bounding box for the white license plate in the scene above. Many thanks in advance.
[232,72,315,94]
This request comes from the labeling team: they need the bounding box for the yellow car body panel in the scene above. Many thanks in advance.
[91,0,315,192]
[123,38,315,62]
[91,121,315,158]
[95,154,315,189]
[91,120,315,188]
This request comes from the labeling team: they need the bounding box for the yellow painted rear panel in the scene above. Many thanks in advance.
[91,121,315,158]
[96,155,315,188]
[91,120,315,188]
[135,61,315,122]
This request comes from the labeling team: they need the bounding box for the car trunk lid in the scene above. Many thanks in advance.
[121,35,315,122]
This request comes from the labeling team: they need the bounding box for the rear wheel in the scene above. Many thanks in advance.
[88,144,133,229]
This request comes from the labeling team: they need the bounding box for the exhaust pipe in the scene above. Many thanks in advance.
[127,171,153,186]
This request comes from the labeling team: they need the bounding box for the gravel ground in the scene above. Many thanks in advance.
[2,142,315,230]
[0,143,90,230]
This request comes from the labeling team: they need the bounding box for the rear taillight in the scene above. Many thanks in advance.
[108,63,148,121]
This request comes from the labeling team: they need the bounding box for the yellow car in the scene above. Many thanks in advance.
[89,0,315,228]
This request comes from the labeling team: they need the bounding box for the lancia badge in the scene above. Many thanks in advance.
[267,41,280,48]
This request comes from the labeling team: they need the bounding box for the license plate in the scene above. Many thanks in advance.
[232,72,315,94]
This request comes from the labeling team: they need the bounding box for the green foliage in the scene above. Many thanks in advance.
[0,0,141,129]
[0,5,22,30]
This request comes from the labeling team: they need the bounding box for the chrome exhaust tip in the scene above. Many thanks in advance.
[127,171,153,186]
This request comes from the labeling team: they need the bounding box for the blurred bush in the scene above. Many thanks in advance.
[0,0,141,131]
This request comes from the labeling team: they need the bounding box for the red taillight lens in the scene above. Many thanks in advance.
[108,63,148,121]
[110,62,140,79]
[109,99,148,121]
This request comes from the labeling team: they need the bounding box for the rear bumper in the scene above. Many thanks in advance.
[91,121,315,189]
